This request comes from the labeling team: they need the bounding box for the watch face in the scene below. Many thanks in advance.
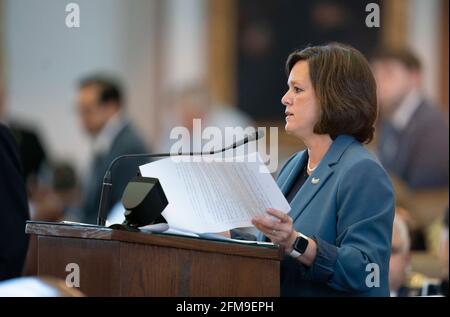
[294,236,309,254]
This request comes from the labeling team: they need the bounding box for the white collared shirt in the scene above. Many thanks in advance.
[390,90,422,132]
[91,112,127,157]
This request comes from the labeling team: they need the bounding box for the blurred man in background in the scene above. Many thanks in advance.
[372,48,449,254]
[390,211,444,296]
[76,75,148,224]
[1,80,77,224]
[0,81,49,192]
[390,212,413,296]
[371,48,449,190]
[0,122,29,281]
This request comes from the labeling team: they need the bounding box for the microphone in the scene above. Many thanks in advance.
[96,129,265,226]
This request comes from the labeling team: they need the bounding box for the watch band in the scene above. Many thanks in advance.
[289,248,302,258]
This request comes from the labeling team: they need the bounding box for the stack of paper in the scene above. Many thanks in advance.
[139,153,290,234]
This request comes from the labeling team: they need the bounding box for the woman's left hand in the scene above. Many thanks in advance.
[252,208,298,253]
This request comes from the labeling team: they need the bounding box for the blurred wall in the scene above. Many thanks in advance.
[407,0,441,104]
[162,0,207,89]
[3,0,159,173]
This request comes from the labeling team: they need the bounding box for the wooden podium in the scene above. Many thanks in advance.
[25,221,282,297]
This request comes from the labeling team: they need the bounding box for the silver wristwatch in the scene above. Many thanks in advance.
[289,232,309,258]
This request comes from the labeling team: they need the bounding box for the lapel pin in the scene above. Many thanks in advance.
[311,177,320,185]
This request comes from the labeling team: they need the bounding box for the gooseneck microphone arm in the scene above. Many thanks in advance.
[96,130,265,226]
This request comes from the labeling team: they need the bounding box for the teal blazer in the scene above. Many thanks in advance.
[262,135,394,296]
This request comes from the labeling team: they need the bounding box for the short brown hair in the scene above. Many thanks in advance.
[79,74,123,107]
[371,47,422,72]
[286,43,378,143]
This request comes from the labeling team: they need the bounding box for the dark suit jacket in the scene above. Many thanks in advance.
[9,122,48,183]
[0,124,30,281]
[259,135,395,296]
[82,122,148,224]
[378,99,449,189]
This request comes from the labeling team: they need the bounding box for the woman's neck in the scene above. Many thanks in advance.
[304,134,333,168]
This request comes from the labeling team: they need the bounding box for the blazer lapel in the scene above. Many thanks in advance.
[287,135,356,223]
[278,151,308,196]
[288,164,334,224]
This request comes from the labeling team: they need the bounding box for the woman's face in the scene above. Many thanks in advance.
[281,60,320,139]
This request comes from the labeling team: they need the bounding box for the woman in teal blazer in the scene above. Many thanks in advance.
[252,44,395,296]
